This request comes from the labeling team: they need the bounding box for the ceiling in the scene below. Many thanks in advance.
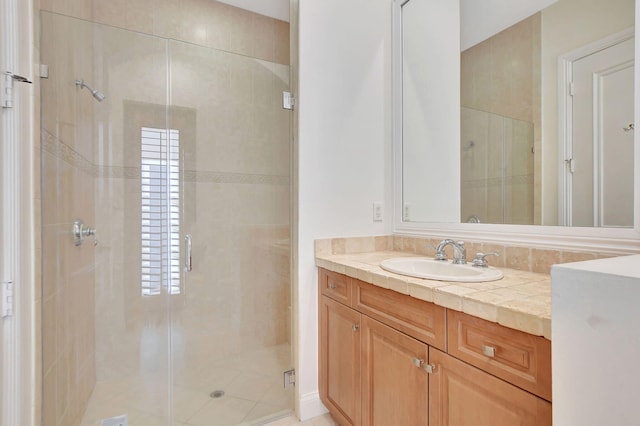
[217,0,559,51]
[461,0,558,50]
[216,0,290,22]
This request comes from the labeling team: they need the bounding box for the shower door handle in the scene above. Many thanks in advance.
[184,234,192,272]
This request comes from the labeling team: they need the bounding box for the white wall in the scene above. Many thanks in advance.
[401,0,460,223]
[552,255,640,425]
[297,0,393,418]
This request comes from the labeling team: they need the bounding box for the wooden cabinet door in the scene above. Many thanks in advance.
[361,316,429,426]
[319,296,362,426]
[429,348,552,426]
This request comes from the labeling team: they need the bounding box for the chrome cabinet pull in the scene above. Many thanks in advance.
[184,234,192,272]
[482,344,496,358]
[329,282,337,289]
[351,324,360,332]
[413,358,437,374]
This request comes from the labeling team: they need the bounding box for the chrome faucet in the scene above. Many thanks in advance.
[434,239,467,264]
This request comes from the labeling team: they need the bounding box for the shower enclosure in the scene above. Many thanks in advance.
[40,10,292,426]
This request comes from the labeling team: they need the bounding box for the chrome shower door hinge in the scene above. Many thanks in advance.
[2,72,33,108]
[1,281,14,318]
[283,368,295,388]
[282,91,295,110]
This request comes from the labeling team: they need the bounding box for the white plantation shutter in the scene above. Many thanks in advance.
[140,127,181,296]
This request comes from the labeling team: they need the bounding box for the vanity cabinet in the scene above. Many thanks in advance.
[320,268,443,426]
[318,268,552,426]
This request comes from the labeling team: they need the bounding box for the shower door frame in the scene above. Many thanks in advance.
[0,0,37,425]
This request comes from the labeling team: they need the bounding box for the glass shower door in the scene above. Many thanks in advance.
[169,39,293,425]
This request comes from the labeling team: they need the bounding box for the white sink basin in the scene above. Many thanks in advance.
[380,257,503,282]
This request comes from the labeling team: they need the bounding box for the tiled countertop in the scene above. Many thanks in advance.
[315,251,551,340]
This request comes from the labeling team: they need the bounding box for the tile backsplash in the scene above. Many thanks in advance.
[315,235,612,275]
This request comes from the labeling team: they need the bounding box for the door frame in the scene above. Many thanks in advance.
[558,28,635,226]
[1,0,36,425]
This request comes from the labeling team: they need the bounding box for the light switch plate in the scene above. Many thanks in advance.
[403,203,410,221]
[373,202,383,222]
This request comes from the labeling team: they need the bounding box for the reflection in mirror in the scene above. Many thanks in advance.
[461,108,535,224]
[459,0,634,227]
[400,0,635,228]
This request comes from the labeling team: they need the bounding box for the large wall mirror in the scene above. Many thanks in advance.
[398,0,637,230]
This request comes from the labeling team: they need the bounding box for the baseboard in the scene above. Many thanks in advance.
[298,391,328,421]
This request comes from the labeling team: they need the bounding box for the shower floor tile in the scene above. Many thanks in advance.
[79,343,293,426]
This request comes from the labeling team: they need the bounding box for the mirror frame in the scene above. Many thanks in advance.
[392,0,640,253]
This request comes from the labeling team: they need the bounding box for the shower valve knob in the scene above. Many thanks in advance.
[73,219,98,246]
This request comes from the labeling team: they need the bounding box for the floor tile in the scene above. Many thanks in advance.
[80,345,293,425]
[186,395,256,426]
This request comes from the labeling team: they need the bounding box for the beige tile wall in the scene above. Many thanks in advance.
[39,0,289,65]
[461,14,540,127]
[315,235,612,275]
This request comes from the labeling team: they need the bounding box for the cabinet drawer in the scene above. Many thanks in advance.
[319,269,352,305]
[352,279,446,351]
[447,310,552,401]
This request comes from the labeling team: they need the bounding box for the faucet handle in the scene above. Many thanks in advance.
[471,252,499,267]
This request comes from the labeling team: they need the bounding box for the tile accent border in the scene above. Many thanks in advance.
[42,130,94,176]
[42,129,289,185]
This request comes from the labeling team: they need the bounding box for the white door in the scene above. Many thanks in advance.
[570,37,634,227]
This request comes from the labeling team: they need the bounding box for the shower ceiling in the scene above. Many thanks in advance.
[215,0,289,22]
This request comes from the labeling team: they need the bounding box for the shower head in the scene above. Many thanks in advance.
[75,79,106,102]
[92,90,106,102]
